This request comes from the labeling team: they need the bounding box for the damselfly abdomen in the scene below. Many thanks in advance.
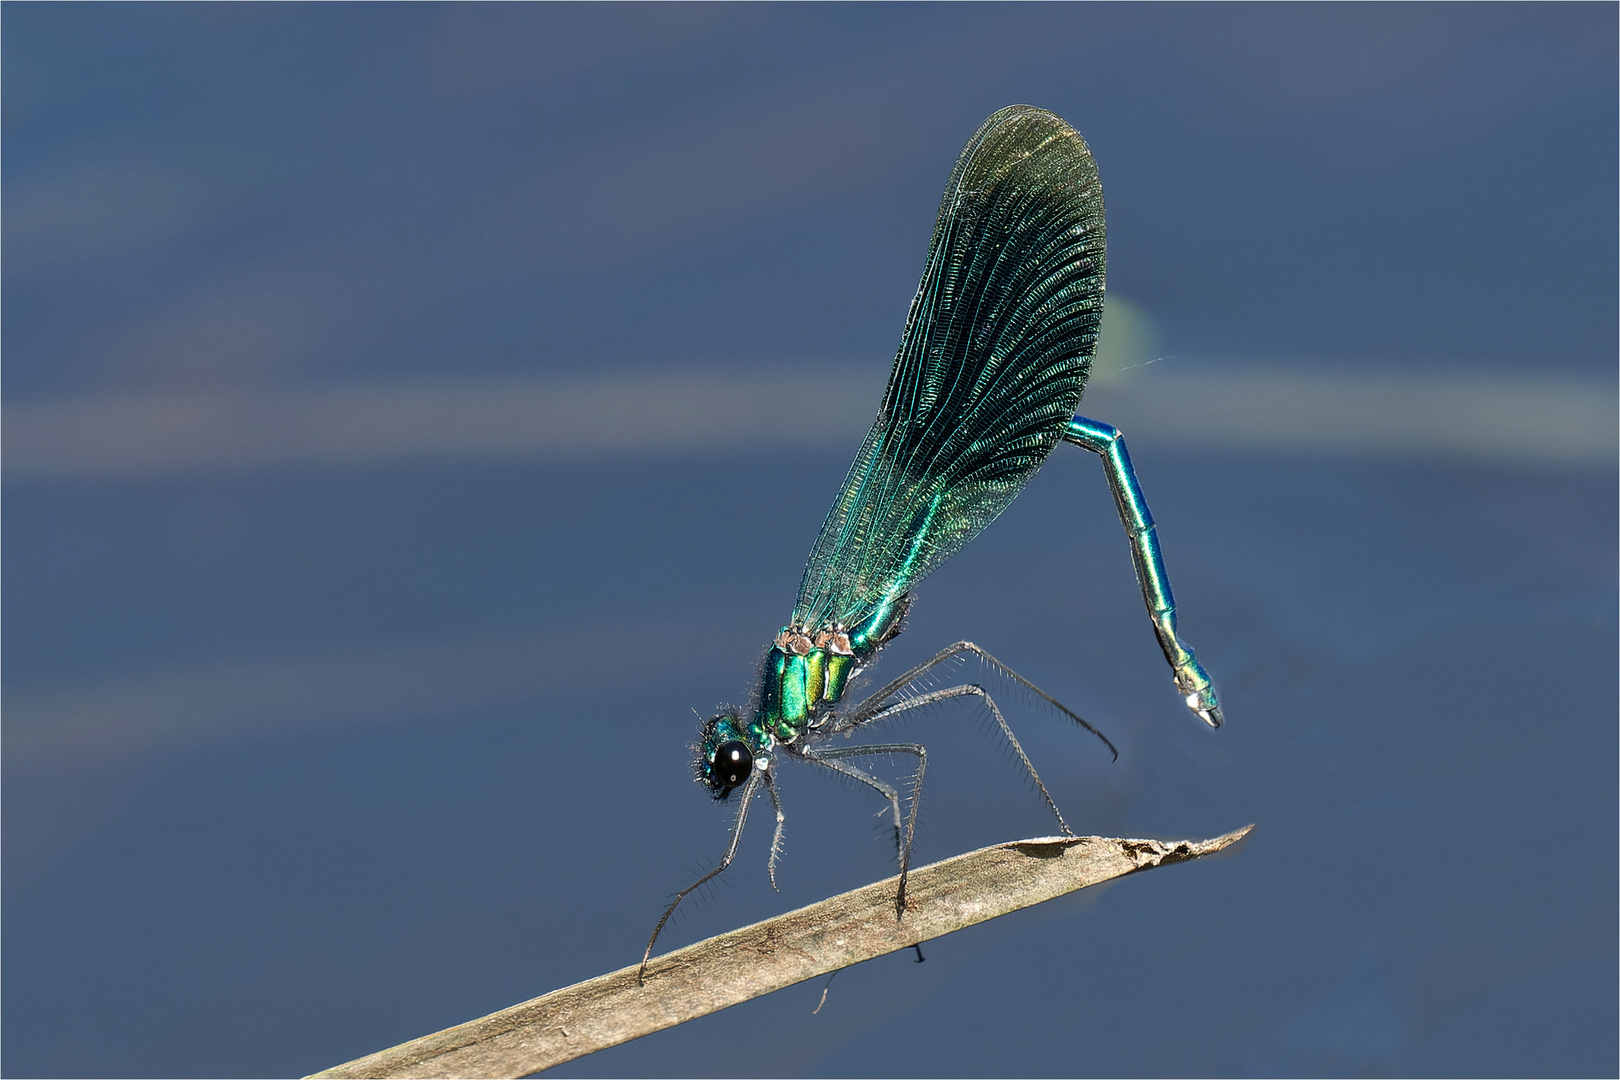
[642,105,1222,977]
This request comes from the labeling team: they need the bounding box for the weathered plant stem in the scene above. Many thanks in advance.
[311,825,1251,1080]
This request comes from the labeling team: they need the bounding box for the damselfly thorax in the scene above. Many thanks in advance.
[695,598,910,793]
[757,598,909,742]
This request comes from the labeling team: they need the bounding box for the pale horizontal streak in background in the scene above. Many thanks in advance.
[1,374,881,479]
[4,366,1614,480]
[4,615,743,765]
[1096,368,1617,463]
[8,366,1613,765]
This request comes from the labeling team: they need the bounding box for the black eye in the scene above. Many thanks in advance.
[711,740,753,789]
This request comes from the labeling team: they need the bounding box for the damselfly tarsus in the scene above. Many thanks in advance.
[641,105,1222,978]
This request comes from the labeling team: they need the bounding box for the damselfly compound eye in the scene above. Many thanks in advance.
[710,741,753,789]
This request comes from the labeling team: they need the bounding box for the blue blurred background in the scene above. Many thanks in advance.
[4,5,1616,1077]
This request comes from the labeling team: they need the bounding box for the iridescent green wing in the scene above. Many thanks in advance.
[792,106,1106,637]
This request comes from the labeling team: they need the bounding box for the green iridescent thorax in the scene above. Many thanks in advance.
[756,600,907,742]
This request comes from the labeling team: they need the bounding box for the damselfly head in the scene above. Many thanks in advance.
[694,710,754,799]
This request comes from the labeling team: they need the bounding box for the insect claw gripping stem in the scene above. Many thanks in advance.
[1063,417,1225,728]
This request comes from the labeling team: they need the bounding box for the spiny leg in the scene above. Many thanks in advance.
[639,769,763,984]
[789,749,925,959]
[831,639,1117,760]
[799,742,926,917]
[789,746,905,857]
[844,683,1072,836]
[1064,416,1223,727]
[764,770,787,891]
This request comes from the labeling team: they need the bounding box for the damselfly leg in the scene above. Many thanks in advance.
[764,770,786,890]
[640,769,763,984]
[794,741,926,914]
[640,643,1103,979]
[789,750,906,859]
[785,750,937,971]
[828,640,1118,759]
[799,641,1113,916]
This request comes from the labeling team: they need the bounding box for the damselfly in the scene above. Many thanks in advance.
[642,105,1222,976]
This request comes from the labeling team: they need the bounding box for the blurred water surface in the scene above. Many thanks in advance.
[4,5,1616,1078]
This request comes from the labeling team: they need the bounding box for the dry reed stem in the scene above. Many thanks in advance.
[312,825,1252,1079]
